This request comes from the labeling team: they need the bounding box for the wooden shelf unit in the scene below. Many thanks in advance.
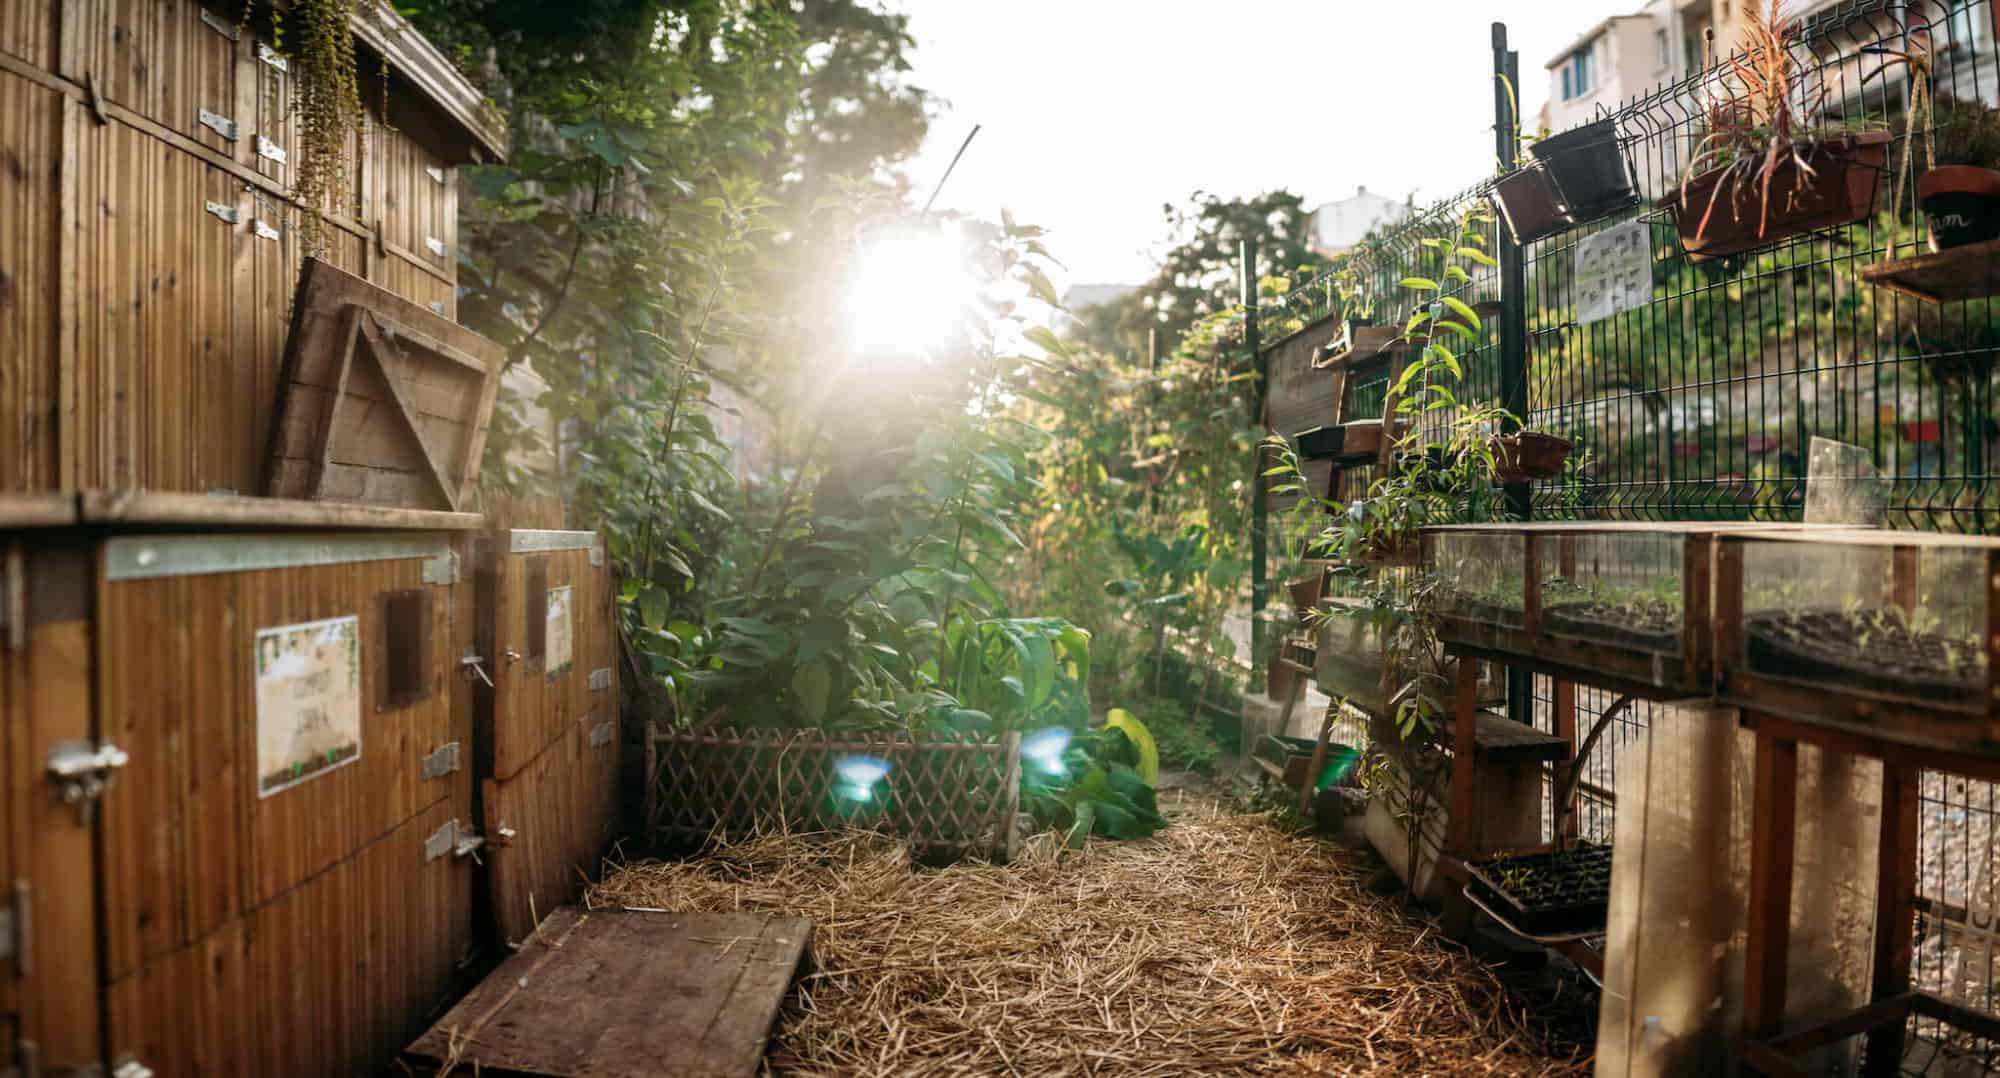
[1859,239,2000,304]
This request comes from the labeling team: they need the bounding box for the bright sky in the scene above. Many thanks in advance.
[887,1,1625,288]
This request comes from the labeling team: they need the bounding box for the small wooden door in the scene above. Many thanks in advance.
[1,540,108,1074]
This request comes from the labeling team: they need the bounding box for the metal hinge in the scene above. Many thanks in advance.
[196,108,238,141]
[423,819,484,863]
[459,653,493,688]
[113,1056,156,1078]
[198,8,239,39]
[589,539,605,568]
[429,300,446,315]
[253,219,280,242]
[589,719,615,749]
[257,43,287,71]
[587,667,612,691]
[255,135,286,164]
[47,742,129,825]
[0,880,28,976]
[422,550,459,586]
[204,199,239,225]
[425,165,446,184]
[424,236,447,258]
[420,742,461,780]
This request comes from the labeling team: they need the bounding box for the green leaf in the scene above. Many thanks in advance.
[1024,325,1071,360]
[1104,709,1159,784]
[791,660,831,723]
[1020,265,1063,309]
[1458,246,1499,267]
[1398,276,1440,291]
[638,585,668,630]
[1441,296,1482,327]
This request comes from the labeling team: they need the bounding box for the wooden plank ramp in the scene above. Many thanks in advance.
[402,907,812,1077]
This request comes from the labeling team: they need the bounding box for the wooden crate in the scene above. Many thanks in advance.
[0,1,505,495]
[1718,528,2000,753]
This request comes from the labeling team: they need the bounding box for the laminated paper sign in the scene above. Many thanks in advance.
[546,585,574,679]
[255,615,362,797]
[1574,219,1652,325]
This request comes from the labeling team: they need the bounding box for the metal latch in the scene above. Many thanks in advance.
[587,668,612,691]
[459,654,493,688]
[421,742,461,780]
[198,8,239,39]
[257,43,287,71]
[494,823,518,847]
[422,549,459,586]
[204,200,239,225]
[253,219,280,242]
[47,742,129,824]
[424,236,447,258]
[589,719,615,749]
[255,135,286,164]
[197,108,238,141]
[0,880,28,975]
[423,819,485,863]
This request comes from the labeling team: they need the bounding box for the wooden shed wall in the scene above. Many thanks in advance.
[483,533,614,782]
[0,2,469,495]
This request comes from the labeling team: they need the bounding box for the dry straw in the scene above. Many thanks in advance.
[591,795,1590,1076]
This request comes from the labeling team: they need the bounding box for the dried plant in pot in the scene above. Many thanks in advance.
[1661,0,1890,262]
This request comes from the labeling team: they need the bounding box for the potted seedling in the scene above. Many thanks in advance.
[1663,0,1890,261]
[1530,116,1639,225]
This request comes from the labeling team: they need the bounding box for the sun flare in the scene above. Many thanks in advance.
[844,225,973,356]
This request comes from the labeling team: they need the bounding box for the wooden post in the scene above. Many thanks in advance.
[1744,726,1800,1039]
[1554,680,1579,842]
[1863,762,1920,1078]
[1447,658,1482,856]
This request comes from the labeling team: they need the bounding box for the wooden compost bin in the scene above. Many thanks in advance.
[1421,521,1799,698]
[1,503,484,1077]
[475,528,620,943]
[0,0,504,494]
[1717,528,2000,754]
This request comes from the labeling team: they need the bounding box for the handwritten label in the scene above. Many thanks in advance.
[545,585,574,680]
[1574,219,1652,325]
[255,615,361,797]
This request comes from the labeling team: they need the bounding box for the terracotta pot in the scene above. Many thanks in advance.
[1491,165,1568,246]
[1490,431,1574,482]
[1659,131,1890,261]
[1530,117,1638,224]
[1918,165,2000,251]
[1286,571,1325,614]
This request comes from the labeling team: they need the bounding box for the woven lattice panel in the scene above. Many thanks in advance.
[648,729,1022,859]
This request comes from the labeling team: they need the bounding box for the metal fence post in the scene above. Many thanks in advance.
[1245,238,1268,693]
[1493,23,1534,729]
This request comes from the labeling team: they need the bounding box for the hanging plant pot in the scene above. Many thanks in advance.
[1529,117,1638,224]
[1660,131,1891,262]
[1491,165,1568,246]
[1286,571,1325,613]
[1918,165,2000,252]
[1489,431,1573,482]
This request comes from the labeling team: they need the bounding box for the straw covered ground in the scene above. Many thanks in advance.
[590,794,1592,1076]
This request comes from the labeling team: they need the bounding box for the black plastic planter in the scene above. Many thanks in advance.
[1919,166,2000,251]
[1467,843,1613,937]
[1530,118,1638,224]
[1295,425,1344,461]
[1491,166,1567,245]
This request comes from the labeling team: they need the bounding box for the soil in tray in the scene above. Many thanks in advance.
[1468,844,1612,937]
[1541,598,1681,654]
[1745,607,1985,711]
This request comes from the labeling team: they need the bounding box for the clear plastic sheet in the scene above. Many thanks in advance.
[1804,435,1887,526]
[1596,704,1880,1077]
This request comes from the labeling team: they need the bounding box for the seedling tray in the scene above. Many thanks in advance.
[1466,844,1612,938]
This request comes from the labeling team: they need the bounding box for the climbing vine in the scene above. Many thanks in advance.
[289,0,365,255]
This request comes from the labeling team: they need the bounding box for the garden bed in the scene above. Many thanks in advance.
[1467,844,1614,939]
